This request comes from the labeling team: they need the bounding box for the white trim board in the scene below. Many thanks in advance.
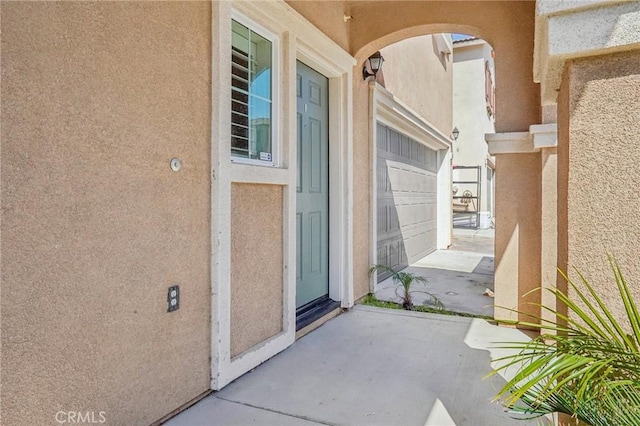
[486,123,557,155]
[211,0,355,390]
[373,83,452,151]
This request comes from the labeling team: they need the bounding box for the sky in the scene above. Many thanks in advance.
[452,33,474,41]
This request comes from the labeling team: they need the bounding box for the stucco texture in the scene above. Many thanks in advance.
[286,1,350,52]
[558,50,640,324]
[1,2,211,425]
[230,183,284,358]
[494,153,541,323]
[380,35,453,134]
[540,148,558,327]
[352,74,373,301]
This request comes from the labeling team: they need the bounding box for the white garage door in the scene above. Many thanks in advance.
[376,122,438,282]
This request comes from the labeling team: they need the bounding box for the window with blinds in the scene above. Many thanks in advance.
[485,60,495,118]
[231,20,273,162]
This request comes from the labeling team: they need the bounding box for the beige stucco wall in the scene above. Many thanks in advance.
[352,74,372,301]
[558,50,640,323]
[380,34,453,134]
[285,1,350,52]
[230,183,284,357]
[348,0,540,134]
[494,153,541,323]
[557,67,571,320]
[540,148,558,327]
[1,2,211,425]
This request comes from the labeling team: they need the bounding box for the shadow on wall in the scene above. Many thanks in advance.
[377,156,410,281]
[376,123,440,282]
[431,35,450,70]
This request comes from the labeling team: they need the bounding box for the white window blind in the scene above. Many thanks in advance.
[231,20,273,162]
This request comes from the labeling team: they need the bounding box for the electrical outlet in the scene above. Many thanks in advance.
[168,285,180,312]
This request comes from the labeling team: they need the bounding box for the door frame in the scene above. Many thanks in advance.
[295,60,331,310]
[210,0,355,390]
[294,51,353,307]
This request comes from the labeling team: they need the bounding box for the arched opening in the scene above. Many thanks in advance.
[287,0,544,323]
[349,1,539,133]
[367,32,498,318]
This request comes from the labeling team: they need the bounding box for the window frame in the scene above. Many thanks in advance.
[230,10,280,167]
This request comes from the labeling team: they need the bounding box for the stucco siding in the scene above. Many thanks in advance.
[494,153,542,323]
[352,75,373,301]
[286,1,350,52]
[1,2,212,425]
[230,183,284,358]
[380,35,453,135]
[560,50,640,325]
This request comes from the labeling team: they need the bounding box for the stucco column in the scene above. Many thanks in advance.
[531,125,558,328]
[536,0,640,323]
[487,133,542,323]
[488,124,558,325]
[557,50,640,318]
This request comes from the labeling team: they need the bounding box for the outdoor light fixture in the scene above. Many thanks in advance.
[452,127,460,141]
[363,51,384,80]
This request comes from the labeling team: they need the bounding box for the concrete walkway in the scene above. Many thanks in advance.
[375,228,495,317]
[165,306,548,426]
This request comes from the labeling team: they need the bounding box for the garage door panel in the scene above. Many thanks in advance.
[376,122,438,282]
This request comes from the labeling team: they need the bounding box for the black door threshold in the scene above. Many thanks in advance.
[296,296,340,331]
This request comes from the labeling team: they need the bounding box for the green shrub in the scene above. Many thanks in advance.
[368,264,441,310]
[492,258,640,426]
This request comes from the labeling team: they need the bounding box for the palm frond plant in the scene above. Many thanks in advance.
[492,257,640,426]
[368,264,442,311]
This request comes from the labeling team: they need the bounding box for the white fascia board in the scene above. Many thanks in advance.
[453,38,485,49]
[373,83,452,151]
[535,0,640,105]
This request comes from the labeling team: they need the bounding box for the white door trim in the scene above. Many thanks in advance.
[295,48,354,308]
[211,0,355,390]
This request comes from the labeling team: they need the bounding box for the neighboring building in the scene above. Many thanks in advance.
[2,1,638,425]
[452,37,496,229]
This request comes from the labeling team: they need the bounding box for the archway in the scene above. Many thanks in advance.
[287,0,544,321]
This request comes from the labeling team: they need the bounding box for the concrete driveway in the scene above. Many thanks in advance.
[375,228,496,317]
[165,306,548,426]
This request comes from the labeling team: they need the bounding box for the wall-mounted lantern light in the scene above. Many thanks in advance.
[363,51,384,80]
[452,127,460,141]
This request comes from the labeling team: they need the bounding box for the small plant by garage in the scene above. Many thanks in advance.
[368,264,442,311]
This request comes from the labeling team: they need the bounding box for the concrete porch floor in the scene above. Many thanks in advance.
[165,306,548,426]
[375,228,496,317]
